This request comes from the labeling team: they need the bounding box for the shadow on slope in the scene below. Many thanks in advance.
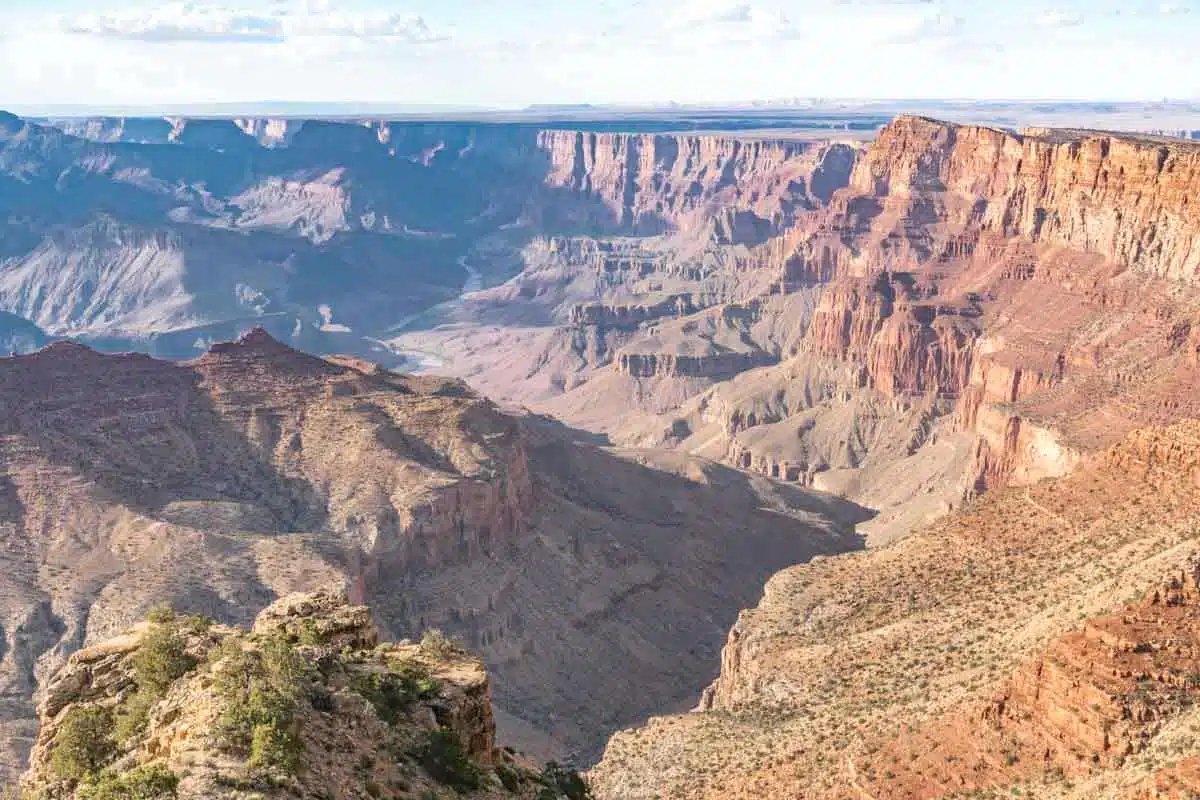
[0,329,871,783]
[368,411,870,763]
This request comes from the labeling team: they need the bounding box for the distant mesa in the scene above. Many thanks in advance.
[0,110,24,134]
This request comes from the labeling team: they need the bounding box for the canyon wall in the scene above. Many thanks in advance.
[594,421,1200,799]
[589,116,1200,798]
[1,114,868,356]
[386,116,1200,525]
[853,117,1200,283]
[668,117,1200,496]
[536,130,859,236]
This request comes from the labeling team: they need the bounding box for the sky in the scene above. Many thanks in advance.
[0,0,1197,110]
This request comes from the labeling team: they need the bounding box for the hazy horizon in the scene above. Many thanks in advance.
[7,98,1200,122]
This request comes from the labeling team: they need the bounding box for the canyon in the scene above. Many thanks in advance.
[4,107,1200,798]
[394,116,1200,543]
[581,122,1200,796]
[0,328,862,790]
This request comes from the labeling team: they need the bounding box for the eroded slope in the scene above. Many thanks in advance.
[591,424,1200,798]
[0,330,864,786]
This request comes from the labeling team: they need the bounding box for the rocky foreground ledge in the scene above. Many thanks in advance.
[17,587,590,799]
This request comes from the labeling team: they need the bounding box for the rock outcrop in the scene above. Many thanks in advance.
[536,131,858,235]
[614,351,773,380]
[19,589,557,799]
[853,117,1200,282]
[802,272,979,397]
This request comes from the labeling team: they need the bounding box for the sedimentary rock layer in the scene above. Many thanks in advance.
[537,131,859,236]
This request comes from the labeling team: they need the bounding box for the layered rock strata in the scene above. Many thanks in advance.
[537,131,859,235]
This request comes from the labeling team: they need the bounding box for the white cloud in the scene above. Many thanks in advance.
[1036,9,1085,26]
[1159,2,1192,13]
[62,5,285,42]
[60,2,446,44]
[675,0,758,24]
[879,8,965,45]
[289,10,445,41]
[3,0,1196,108]
[668,0,801,42]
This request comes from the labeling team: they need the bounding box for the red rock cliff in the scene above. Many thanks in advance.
[852,116,1200,282]
[770,117,1200,489]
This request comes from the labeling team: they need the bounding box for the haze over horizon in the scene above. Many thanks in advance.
[1,0,1198,112]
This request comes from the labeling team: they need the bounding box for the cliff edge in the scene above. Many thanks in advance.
[17,587,590,799]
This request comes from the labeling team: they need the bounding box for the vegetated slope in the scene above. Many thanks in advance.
[591,423,1200,798]
[0,329,864,787]
[17,586,589,799]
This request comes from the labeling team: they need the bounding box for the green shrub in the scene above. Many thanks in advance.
[131,624,197,696]
[351,661,440,725]
[50,706,116,781]
[211,636,305,775]
[215,681,297,757]
[180,614,214,634]
[419,630,458,659]
[397,661,441,696]
[146,606,176,626]
[495,763,521,792]
[538,762,593,800]
[417,730,480,792]
[109,621,198,750]
[248,721,301,774]
[259,635,308,691]
[114,689,157,745]
[295,619,326,646]
[78,764,179,799]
